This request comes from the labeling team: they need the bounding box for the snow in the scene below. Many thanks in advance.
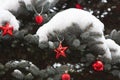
[107,8,111,11]
[14,69,22,74]
[105,39,120,61]
[0,0,20,11]
[101,0,107,3]
[0,9,19,31]
[53,63,61,68]
[0,0,33,11]
[36,8,104,42]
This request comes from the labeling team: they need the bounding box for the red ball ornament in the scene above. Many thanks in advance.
[62,73,70,80]
[75,3,83,9]
[92,60,104,71]
[35,14,43,24]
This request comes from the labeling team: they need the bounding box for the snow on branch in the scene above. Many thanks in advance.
[35,8,120,61]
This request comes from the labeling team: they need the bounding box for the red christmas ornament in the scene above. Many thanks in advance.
[35,14,43,24]
[92,60,104,71]
[75,3,83,9]
[54,42,68,59]
[62,73,70,80]
[0,23,13,36]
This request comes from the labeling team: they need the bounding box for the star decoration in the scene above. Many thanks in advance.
[54,42,68,59]
[0,23,13,36]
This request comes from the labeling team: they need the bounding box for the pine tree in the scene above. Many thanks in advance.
[0,0,120,80]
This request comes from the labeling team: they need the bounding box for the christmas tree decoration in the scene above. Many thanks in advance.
[54,41,68,59]
[35,8,112,60]
[35,14,44,24]
[31,3,44,25]
[62,71,70,80]
[92,60,104,71]
[0,0,120,80]
[0,23,13,36]
[75,3,82,9]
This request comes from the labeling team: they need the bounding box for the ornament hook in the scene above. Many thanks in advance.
[31,4,44,15]
[97,55,102,60]
[56,35,64,43]
[65,70,68,73]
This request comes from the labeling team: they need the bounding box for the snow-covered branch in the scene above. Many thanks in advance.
[35,8,112,60]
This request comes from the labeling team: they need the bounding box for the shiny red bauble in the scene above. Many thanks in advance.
[92,60,104,71]
[62,73,70,80]
[35,15,43,24]
[75,4,83,9]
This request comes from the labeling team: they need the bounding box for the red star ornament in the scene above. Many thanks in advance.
[0,23,13,36]
[54,42,68,59]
